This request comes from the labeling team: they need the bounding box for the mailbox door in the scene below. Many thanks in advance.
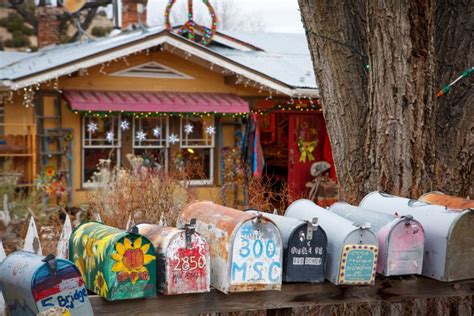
[445,211,474,281]
[285,225,326,282]
[165,232,210,295]
[229,219,283,292]
[32,259,93,315]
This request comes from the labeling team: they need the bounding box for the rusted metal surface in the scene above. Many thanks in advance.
[178,201,283,293]
[419,192,474,210]
[0,251,93,315]
[329,202,424,276]
[246,210,327,283]
[136,223,210,295]
[360,191,474,281]
[285,199,379,285]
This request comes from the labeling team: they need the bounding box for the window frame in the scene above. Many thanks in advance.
[132,116,169,171]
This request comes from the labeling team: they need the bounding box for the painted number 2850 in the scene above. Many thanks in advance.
[174,255,206,271]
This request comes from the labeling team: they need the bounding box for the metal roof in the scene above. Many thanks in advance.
[0,27,317,92]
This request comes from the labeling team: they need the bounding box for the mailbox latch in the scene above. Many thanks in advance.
[306,217,318,240]
[42,254,57,277]
[185,218,197,248]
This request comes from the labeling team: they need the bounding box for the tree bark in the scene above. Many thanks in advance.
[299,0,473,201]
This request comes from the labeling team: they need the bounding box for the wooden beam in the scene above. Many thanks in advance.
[90,277,474,315]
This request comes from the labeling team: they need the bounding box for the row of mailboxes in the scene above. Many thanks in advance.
[360,191,474,282]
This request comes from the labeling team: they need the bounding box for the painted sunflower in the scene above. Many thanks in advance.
[82,235,97,271]
[111,237,154,284]
[74,256,87,281]
[93,271,109,297]
[44,166,56,177]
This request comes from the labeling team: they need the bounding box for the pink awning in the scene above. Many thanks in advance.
[63,90,249,113]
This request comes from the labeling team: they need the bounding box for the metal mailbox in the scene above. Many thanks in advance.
[178,201,283,293]
[360,191,474,281]
[419,191,474,210]
[329,202,425,276]
[0,251,93,316]
[69,222,156,300]
[135,222,210,295]
[285,199,379,285]
[246,210,327,283]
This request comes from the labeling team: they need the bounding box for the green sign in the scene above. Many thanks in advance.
[339,245,377,285]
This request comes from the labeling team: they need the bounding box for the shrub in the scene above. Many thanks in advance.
[91,26,111,38]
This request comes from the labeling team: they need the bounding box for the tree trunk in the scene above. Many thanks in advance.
[299,0,473,202]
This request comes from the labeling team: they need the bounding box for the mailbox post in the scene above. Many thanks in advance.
[178,201,283,293]
[69,222,157,300]
[329,202,425,276]
[285,199,379,285]
[0,251,93,316]
[135,222,211,295]
[360,191,474,281]
[246,210,327,283]
[419,192,474,210]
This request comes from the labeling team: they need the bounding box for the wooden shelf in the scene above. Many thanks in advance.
[0,153,34,157]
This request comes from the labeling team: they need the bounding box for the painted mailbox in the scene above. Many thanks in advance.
[360,191,474,282]
[135,222,210,295]
[329,202,425,276]
[178,201,283,293]
[285,199,379,285]
[246,210,327,283]
[69,222,156,300]
[419,191,474,210]
[0,251,93,316]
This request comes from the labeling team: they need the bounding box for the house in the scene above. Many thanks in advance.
[0,3,335,206]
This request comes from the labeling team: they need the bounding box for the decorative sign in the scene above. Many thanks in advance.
[339,245,377,285]
[231,221,282,285]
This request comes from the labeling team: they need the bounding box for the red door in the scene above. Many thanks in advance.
[288,114,324,197]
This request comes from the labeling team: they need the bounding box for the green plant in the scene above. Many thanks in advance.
[91,26,112,38]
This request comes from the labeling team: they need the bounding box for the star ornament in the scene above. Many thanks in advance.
[136,130,147,141]
[168,134,179,144]
[184,123,194,134]
[153,126,161,138]
[87,122,98,133]
[120,120,130,131]
[206,126,216,135]
[106,131,114,143]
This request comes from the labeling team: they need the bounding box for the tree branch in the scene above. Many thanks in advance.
[69,8,98,42]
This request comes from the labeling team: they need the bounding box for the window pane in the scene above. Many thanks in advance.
[84,116,120,147]
[181,117,214,147]
[83,148,118,184]
[133,148,167,171]
[134,117,167,148]
[172,148,211,181]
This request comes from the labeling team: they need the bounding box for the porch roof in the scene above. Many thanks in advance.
[63,90,250,113]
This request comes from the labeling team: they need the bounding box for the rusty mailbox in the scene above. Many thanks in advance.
[360,191,474,281]
[285,199,379,285]
[419,191,474,210]
[178,201,283,293]
[0,251,93,316]
[246,210,327,283]
[135,222,210,295]
[329,202,425,276]
[69,222,157,300]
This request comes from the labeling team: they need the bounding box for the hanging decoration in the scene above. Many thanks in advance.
[168,134,179,144]
[184,123,194,134]
[120,120,130,131]
[298,140,316,163]
[87,122,98,133]
[437,66,473,97]
[165,0,218,46]
[205,126,216,135]
[153,126,162,137]
[136,130,147,141]
[106,131,114,143]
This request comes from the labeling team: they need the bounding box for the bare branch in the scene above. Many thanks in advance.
[69,8,98,42]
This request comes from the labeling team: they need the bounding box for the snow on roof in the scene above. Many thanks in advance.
[0,27,317,90]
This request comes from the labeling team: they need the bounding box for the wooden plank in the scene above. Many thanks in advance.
[90,277,474,315]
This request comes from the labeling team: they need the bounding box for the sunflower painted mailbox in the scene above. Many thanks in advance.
[360,191,474,282]
[419,191,474,210]
[135,222,210,295]
[329,202,425,276]
[0,251,93,316]
[246,210,327,283]
[285,199,379,285]
[178,201,283,293]
[69,222,156,300]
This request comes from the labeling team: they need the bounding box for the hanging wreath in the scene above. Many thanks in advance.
[165,0,218,45]
[298,140,316,163]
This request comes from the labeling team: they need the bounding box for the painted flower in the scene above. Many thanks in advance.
[95,233,115,263]
[44,166,56,177]
[74,256,86,281]
[93,271,109,297]
[111,237,155,284]
[82,235,97,271]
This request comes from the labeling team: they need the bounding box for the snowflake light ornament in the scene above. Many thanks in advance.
[153,126,161,138]
[206,126,216,135]
[106,131,114,143]
[87,122,98,133]
[120,120,130,131]
[136,130,147,141]
[168,133,179,144]
[184,123,194,134]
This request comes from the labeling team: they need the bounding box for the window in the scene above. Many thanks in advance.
[178,116,215,185]
[110,62,192,79]
[133,117,168,170]
[82,115,121,187]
